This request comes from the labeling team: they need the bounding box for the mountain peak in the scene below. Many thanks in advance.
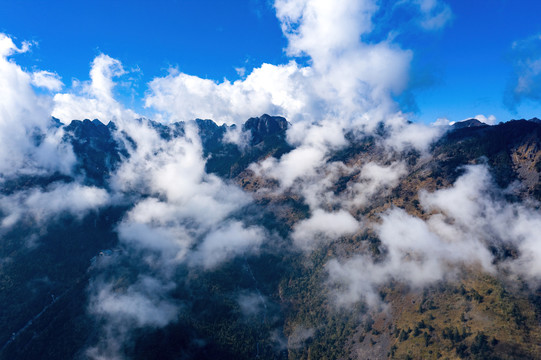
[451,118,488,130]
[242,114,289,145]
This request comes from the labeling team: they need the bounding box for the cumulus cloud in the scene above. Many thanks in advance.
[328,164,541,307]
[138,2,449,266]
[328,206,493,306]
[235,0,447,227]
[275,0,377,59]
[0,33,75,179]
[145,62,312,125]
[274,0,413,126]
[254,157,410,256]
[110,122,264,270]
[143,0,450,136]
[431,117,451,126]
[53,54,138,124]
[31,70,64,91]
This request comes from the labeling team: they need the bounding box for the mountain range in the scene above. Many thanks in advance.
[1,114,541,360]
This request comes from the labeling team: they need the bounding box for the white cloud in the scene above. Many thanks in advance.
[420,165,541,278]
[414,0,453,30]
[144,0,417,132]
[0,183,110,228]
[0,34,31,57]
[145,62,311,125]
[31,70,64,91]
[249,118,349,191]
[90,277,178,328]
[234,1,445,224]
[292,209,360,251]
[235,66,246,77]
[273,0,414,124]
[254,145,327,188]
[191,221,265,269]
[275,0,377,59]
[347,161,408,207]
[113,123,258,263]
[0,33,75,179]
[87,121,268,355]
[505,34,541,109]
[53,54,138,124]
[327,164,541,307]
[86,276,180,360]
[138,1,450,237]
[431,117,451,126]
[384,114,445,152]
[237,292,268,317]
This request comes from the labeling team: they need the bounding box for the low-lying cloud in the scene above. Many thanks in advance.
[328,164,541,307]
[292,209,360,251]
[0,182,109,228]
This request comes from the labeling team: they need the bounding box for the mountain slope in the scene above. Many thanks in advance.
[0,116,541,360]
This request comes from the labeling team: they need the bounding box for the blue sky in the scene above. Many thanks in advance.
[406,0,541,123]
[0,1,286,89]
[1,0,540,124]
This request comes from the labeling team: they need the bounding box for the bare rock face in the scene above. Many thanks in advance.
[242,114,289,145]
